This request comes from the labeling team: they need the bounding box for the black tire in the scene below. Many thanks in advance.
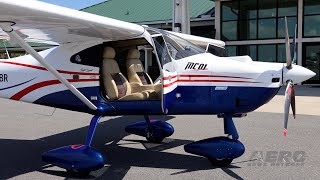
[146,136,164,143]
[67,169,91,178]
[208,158,233,167]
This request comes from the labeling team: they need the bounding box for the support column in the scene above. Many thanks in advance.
[298,0,303,67]
[173,0,182,32]
[173,0,190,34]
[215,1,221,40]
[181,0,190,34]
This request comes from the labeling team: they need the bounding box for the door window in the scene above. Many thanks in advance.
[304,44,320,82]
[153,36,172,69]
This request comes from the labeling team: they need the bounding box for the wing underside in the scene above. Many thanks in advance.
[0,0,145,44]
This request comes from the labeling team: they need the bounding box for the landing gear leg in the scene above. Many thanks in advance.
[207,115,240,166]
[42,115,105,177]
[224,115,239,140]
[184,115,245,167]
[125,115,174,143]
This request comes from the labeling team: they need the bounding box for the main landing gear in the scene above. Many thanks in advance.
[125,115,174,143]
[184,115,245,167]
[42,115,105,177]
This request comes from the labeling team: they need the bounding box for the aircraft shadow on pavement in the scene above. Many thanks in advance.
[0,115,246,180]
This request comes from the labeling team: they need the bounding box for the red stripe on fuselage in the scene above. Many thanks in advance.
[0,61,99,76]
[163,76,177,80]
[177,80,259,83]
[11,79,99,100]
[163,80,178,88]
[162,74,253,81]
[163,79,259,88]
[179,74,253,79]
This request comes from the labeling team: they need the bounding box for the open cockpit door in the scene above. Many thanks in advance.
[152,35,178,114]
[162,70,178,114]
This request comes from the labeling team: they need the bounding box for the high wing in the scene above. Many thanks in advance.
[0,0,145,44]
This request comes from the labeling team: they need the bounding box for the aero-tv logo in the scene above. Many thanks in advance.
[247,151,306,167]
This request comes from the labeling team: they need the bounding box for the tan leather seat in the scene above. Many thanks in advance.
[102,47,148,101]
[126,49,161,99]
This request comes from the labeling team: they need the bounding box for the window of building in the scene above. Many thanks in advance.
[277,44,286,63]
[222,21,238,40]
[279,0,298,17]
[303,43,320,82]
[227,44,289,63]
[221,0,298,41]
[238,45,257,61]
[258,18,277,39]
[278,17,297,38]
[239,20,257,40]
[258,45,277,62]
[304,0,320,15]
[304,0,320,37]
[191,26,216,39]
[304,15,320,37]
[239,0,257,20]
[222,1,239,21]
[258,0,277,18]
[226,46,237,56]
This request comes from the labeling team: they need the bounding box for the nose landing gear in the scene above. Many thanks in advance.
[184,115,245,167]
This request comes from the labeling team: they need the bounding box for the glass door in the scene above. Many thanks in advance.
[303,43,320,84]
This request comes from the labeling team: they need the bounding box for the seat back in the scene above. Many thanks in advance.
[126,49,153,85]
[102,47,131,100]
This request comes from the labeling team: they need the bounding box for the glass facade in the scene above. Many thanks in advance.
[303,43,320,82]
[304,0,320,37]
[226,44,287,63]
[219,0,320,83]
[221,0,298,41]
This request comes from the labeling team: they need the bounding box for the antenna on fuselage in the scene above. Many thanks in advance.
[2,39,10,59]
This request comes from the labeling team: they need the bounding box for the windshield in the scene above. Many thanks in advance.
[149,28,205,61]
[162,32,205,60]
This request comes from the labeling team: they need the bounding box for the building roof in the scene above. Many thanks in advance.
[81,0,215,23]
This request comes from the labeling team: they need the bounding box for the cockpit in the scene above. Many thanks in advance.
[148,28,206,61]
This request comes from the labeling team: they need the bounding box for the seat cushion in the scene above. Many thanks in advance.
[111,73,127,99]
[118,92,149,101]
[142,90,159,100]
[136,72,152,85]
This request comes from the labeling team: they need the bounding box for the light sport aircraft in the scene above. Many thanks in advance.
[0,0,316,177]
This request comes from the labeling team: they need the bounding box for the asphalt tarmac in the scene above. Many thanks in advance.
[0,86,319,180]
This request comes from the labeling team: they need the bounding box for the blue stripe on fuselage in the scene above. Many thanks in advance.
[34,86,280,115]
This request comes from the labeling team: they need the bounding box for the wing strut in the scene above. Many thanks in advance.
[0,22,97,111]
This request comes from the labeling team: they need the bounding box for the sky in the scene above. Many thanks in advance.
[39,0,106,10]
